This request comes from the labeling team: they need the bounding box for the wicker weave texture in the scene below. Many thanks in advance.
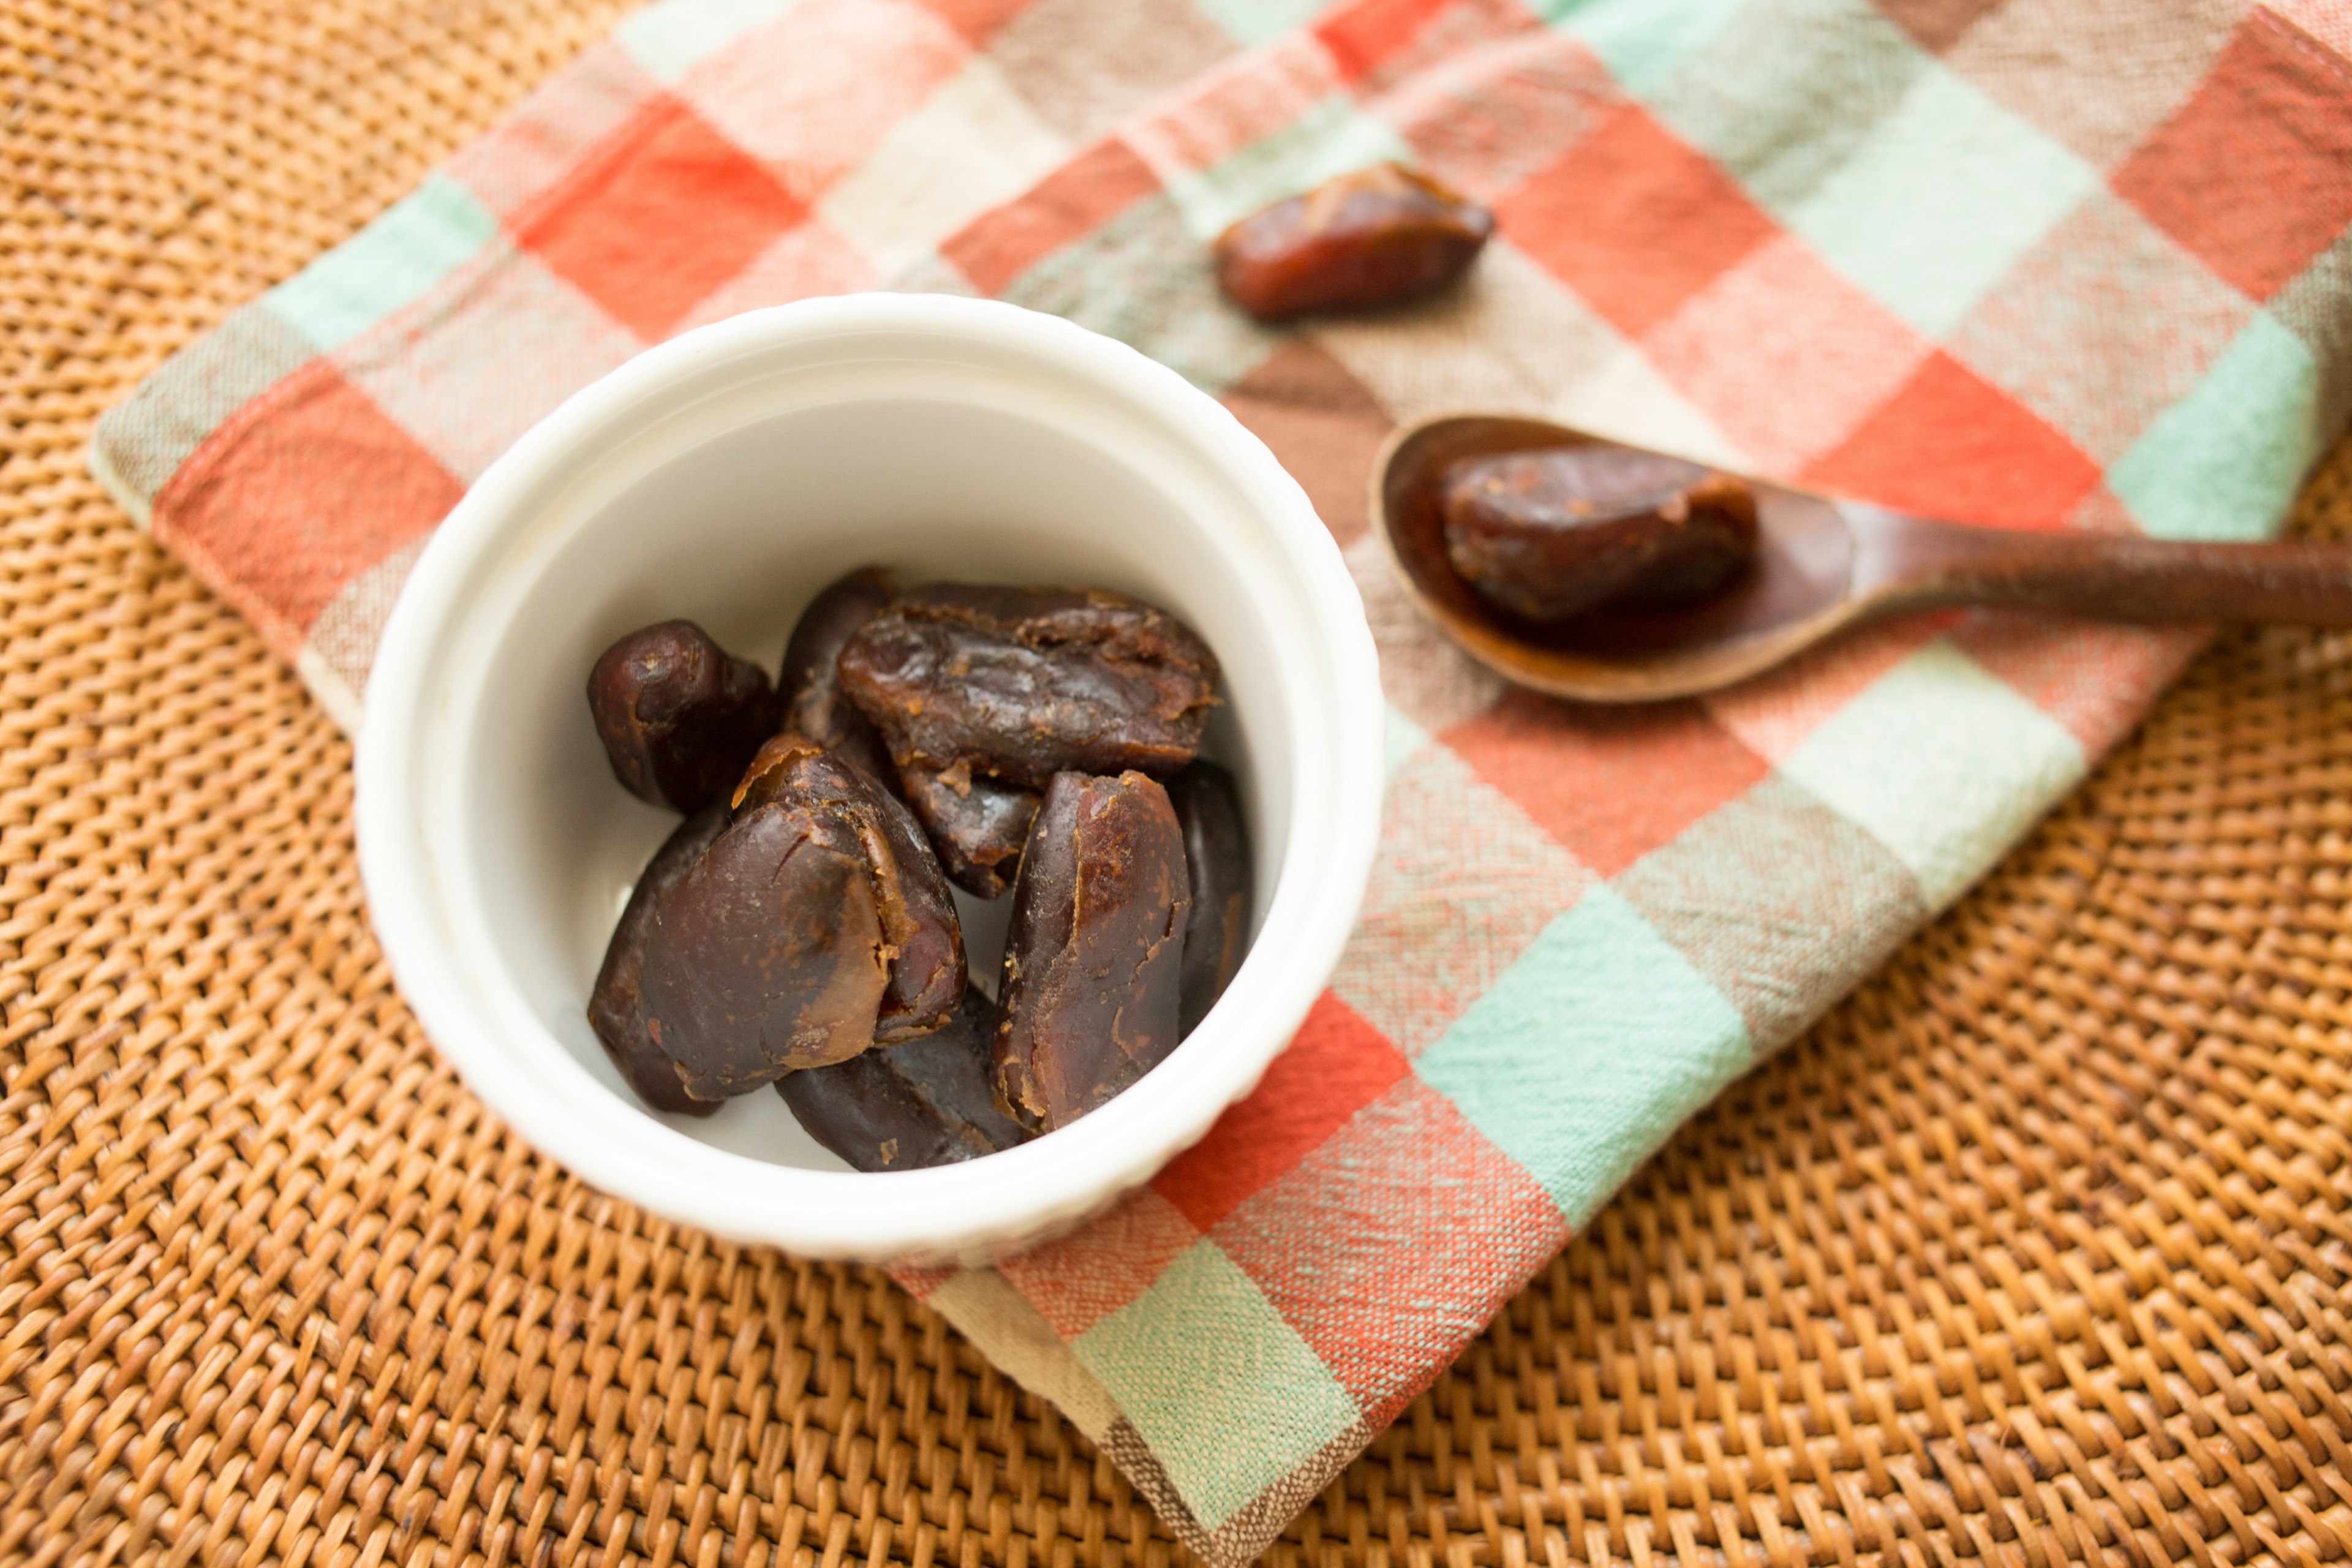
[3,0,2349,1564]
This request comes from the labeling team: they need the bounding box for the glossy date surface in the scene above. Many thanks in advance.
[777,986,1028,1171]
[638,799,888,1098]
[587,804,730,1116]
[733,734,966,1042]
[637,741,966,1099]
[587,620,778,812]
[1440,447,1759,623]
[838,584,1216,896]
[1213,162,1493,321]
[899,763,1039,900]
[993,771,1189,1133]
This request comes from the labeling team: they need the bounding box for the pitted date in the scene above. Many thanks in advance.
[639,742,966,1098]
[899,763,1040,900]
[839,584,1218,785]
[1214,162,1493,321]
[639,799,886,1096]
[993,771,1189,1133]
[1167,761,1251,1037]
[734,734,965,1042]
[589,620,779,812]
[838,584,1217,897]
[1441,447,1758,624]
[779,568,897,785]
[777,986,1029,1170]
[588,804,730,1116]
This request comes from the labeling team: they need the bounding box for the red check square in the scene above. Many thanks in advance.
[518,96,804,341]
[1319,0,1536,95]
[1314,0,1469,84]
[1497,102,1777,337]
[1803,352,2101,532]
[1384,29,1619,206]
[1444,691,1771,876]
[156,361,462,658]
[1210,1076,1568,1427]
[2113,8,2352,301]
[1153,992,1409,1235]
[941,137,1162,296]
[1645,232,1934,472]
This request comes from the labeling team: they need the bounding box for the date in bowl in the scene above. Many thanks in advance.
[355,295,1385,1264]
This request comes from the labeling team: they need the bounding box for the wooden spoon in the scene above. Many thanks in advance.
[1373,412,2352,703]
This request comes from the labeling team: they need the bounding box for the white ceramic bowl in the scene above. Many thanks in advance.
[356,295,1385,1263]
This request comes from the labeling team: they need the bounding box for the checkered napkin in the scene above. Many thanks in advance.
[91,0,2352,1558]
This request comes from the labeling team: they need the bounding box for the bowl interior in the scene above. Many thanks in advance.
[460,376,1298,1170]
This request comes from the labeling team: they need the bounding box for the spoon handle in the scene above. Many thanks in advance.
[1869,516,2352,625]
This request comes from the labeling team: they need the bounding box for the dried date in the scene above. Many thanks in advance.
[638,799,886,1096]
[993,771,1189,1133]
[588,620,779,812]
[1441,446,1758,623]
[899,763,1040,900]
[587,804,730,1116]
[777,986,1029,1170]
[1167,761,1251,1037]
[1214,162,1493,321]
[838,584,1217,896]
[779,568,897,785]
[638,742,966,1098]
[733,734,965,1042]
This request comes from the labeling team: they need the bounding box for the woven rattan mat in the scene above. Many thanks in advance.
[6,0,2350,1562]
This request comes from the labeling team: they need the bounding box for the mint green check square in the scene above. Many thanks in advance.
[615,0,802,83]
[1074,1240,1359,1531]
[2109,312,2323,543]
[1000,194,1284,394]
[263,174,499,354]
[1385,703,1430,777]
[1161,94,1414,242]
[1543,0,1751,96]
[1637,0,1925,214]
[1415,886,1751,1228]
[1785,64,2097,337]
[1777,638,2086,912]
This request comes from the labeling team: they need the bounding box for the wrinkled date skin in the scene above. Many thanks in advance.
[589,620,780,812]
[899,764,1040,900]
[1213,162,1493,321]
[1441,446,1760,624]
[638,800,888,1098]
[1167,761,1252,1038]
[587,804,730,1116]
[993,771,1190,1133]
[779,568,897,785]
[734,734,966,1042]
[638,740,967,1098]
[837,584,1218,897]
[777,986,1030,1170]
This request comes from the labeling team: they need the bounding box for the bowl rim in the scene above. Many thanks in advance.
[354,293,1387,1261]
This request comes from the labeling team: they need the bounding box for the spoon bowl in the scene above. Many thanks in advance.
[1375,412,2352,703]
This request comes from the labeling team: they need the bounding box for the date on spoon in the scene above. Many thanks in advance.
[1376,413,2352,703]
